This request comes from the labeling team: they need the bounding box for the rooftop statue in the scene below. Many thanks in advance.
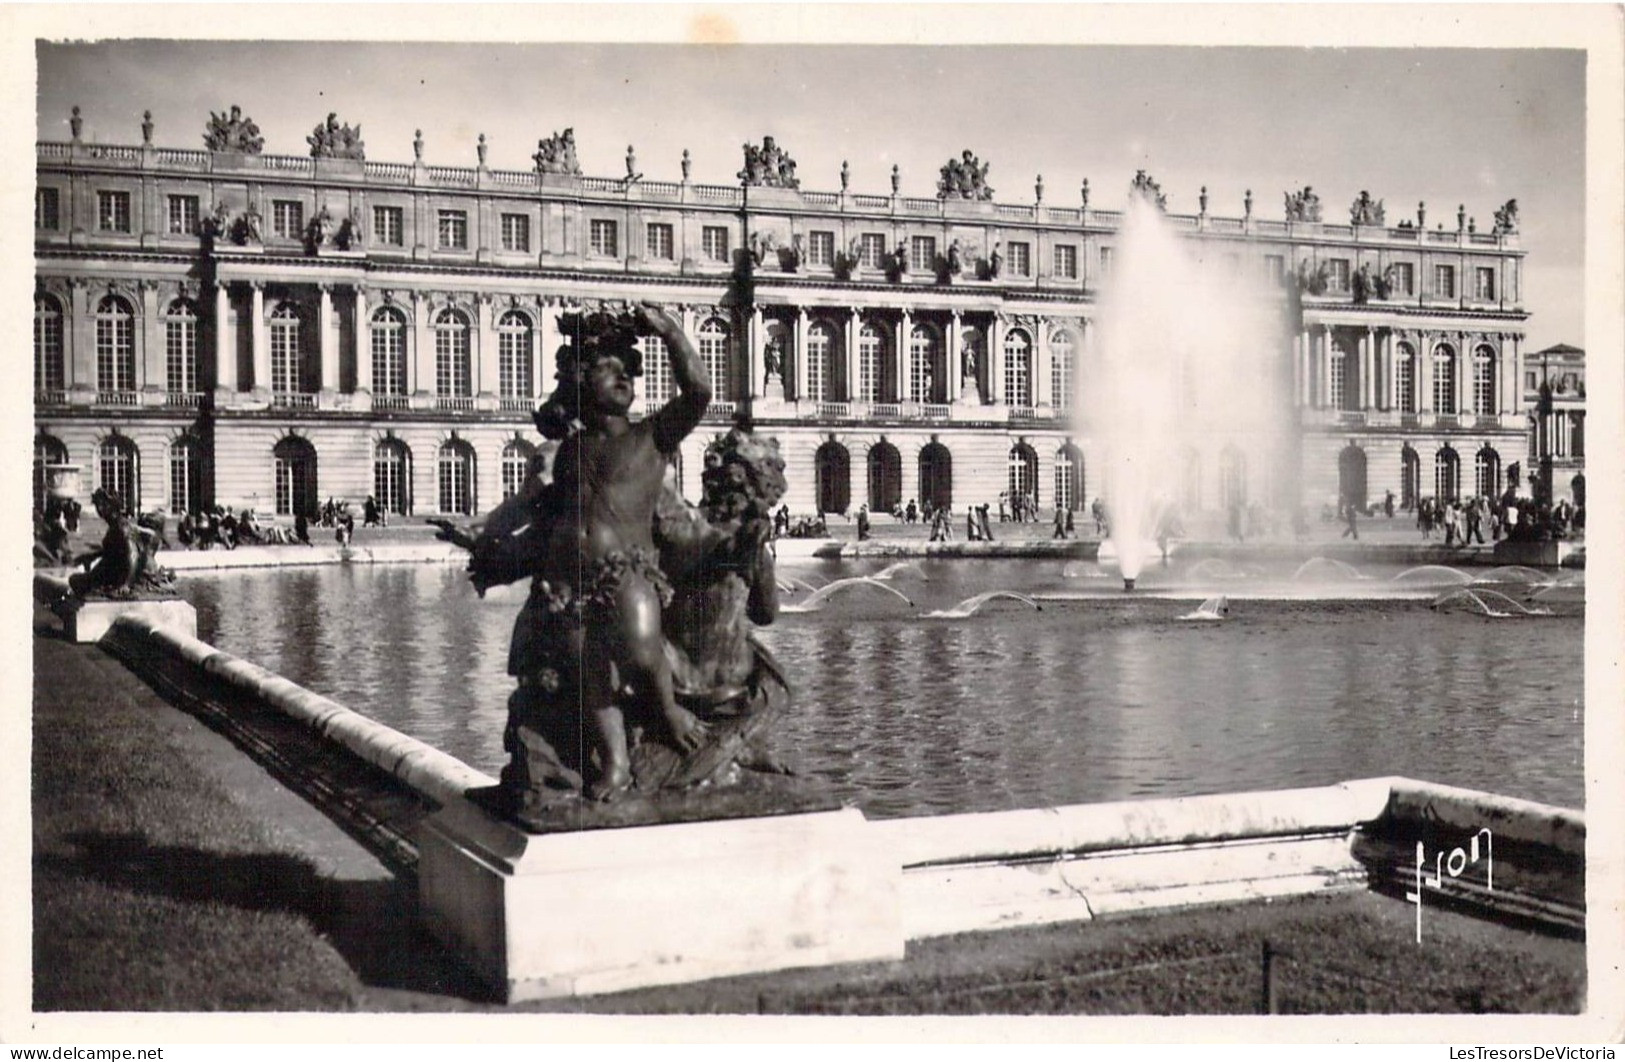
[434,305,794,821]
[1285,186,1323,223]
[533,128,582,176]
[937,150,994,201]
[1129,170,1167,210]
[739,136,800,189]
[65,489,175,600]
[1349,190,1386,227]
[1493,198,1520,235]
[202,105,264,154]
[307,112,365,161]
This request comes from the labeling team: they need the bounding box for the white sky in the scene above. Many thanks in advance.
[34,37,1584,350]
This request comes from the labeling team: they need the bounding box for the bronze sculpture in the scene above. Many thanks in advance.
[435,305,793,820]
[65,489,175,600]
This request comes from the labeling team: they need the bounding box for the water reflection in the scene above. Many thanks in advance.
[182,560,1584,817]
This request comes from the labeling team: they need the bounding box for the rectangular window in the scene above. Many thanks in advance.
[590,218,619,257]
[909,235,936,273]
[808,231,835,268]
[646,222,674,260]
[1007,241,1031,277]
[702,225,730,262]
[1434,264,1456,299]
[271,200,303,240]
[1327,258,1351,292]
[1263,254,1285,282]
[35,187,60,230]
[1053,244,1077,279]
[97,190,131,233]
[1391,262,1415,296]
[1475,266,1496,300]
[1525,371,1537,392]
[499,213,530,253]
[437,210,468,250]
[167,194,199,236]
[372,206,404,246]
[860,233,886,270]
[1099,246,1114,277]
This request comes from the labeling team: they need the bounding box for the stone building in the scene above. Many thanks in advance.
[1523,342,1586,506]
[32,108,1532,522]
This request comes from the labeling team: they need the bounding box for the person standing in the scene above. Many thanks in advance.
[1341,500,1359,540]
[1053,505,1067,539]
[856,504,871,542]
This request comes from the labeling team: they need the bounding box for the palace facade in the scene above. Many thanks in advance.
[33,108,1532,522]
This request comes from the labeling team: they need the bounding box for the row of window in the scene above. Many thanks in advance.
[34,293,199,395]
[33,432,537,519]
[1324,342,1501,415]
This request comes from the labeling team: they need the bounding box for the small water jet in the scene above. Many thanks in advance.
[924,590,1043,619]
[1392,565,1475,587]
[872,560,929,583]
[1292,557,1368,583]
[1178,595,1230,621]
[1431,588,1554,618]
[780,576,915,613]
[1472,565,1557,588]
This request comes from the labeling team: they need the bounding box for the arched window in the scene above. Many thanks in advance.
[501,438,537,501]
[806,322,837,402]
[434,309,471,398]
[907,325,941,404]
[1401,445,1421,510]
[1219,446,1247,510]
[1395,343,1416,413]
[269,302,303,395]
[918,441,952,512]
[497,311,533,401]
[1472,345,1497,415]
[273,436,317,517]
[857,323,886,403]
[437,438,476,515]
[373,437,411,515]
[1051,330,1076,412]
[1329,339,1349,411]
[1432,343,1457,414]
[1434,446,1460,503]
[165,299,199,395]
[1571,472,1586,508]
[814,440,850,515]
[98,436,139,511]
[1007,442,1038,504]
[1054,443,1085,512]
[168,435,203,515]
[371,307,408,396]
[95,294,136,394]
[867,440,902,512]
[1003,329,1033,408]
[1474,446,1500,499]
[697,317,732,400]
[1338,444,1368,511]
[35,294,64,394]
[640,334,672,407]
[34,433,68,512]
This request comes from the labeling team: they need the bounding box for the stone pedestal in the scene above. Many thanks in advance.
[417,799,904,1001]
[1492,540,1576,568]
[58,597,197,644]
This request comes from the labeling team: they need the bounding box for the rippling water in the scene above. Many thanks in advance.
[181,557,1585,816]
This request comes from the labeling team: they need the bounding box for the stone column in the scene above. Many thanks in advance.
[477,294,498,397]
[990,314,1005,404]
[1319,327,1332,408]
[794,306,809,402]
[1035,322,1052,408]
[140,281,163,392]
[319,284,339,395]
[529,304,544,403]
[1361,327,1374,409]
[1418,333,1434,413]
[354,286,371,393]
[846,308,860,402]
[948,310,963,403]
[898,309,912,402]
[412,292,432,395]
[250,281,268,394]
[214,281,236,394]
[748,305,765,399]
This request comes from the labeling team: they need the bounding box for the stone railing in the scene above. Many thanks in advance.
[271,391,316,409]
[35,389,67,407]
[365,161,413,183]
[429,165,476,187]
[498,396,534,413]
[490,169,534,187]
[164,391,204,408]
[372,394,410,411]
[96,390,140,406]
[436,396,476,412]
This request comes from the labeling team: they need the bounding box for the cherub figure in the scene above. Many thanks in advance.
[452,304,712,805]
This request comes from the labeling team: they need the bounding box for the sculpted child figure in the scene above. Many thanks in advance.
[519,303,712,801]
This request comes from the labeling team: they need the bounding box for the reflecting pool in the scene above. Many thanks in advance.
[180,556,1584,817]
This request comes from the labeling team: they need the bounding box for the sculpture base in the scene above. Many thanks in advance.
[418,798,904,1001]
[1492,539,1576,568]
[57,597,197,644]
